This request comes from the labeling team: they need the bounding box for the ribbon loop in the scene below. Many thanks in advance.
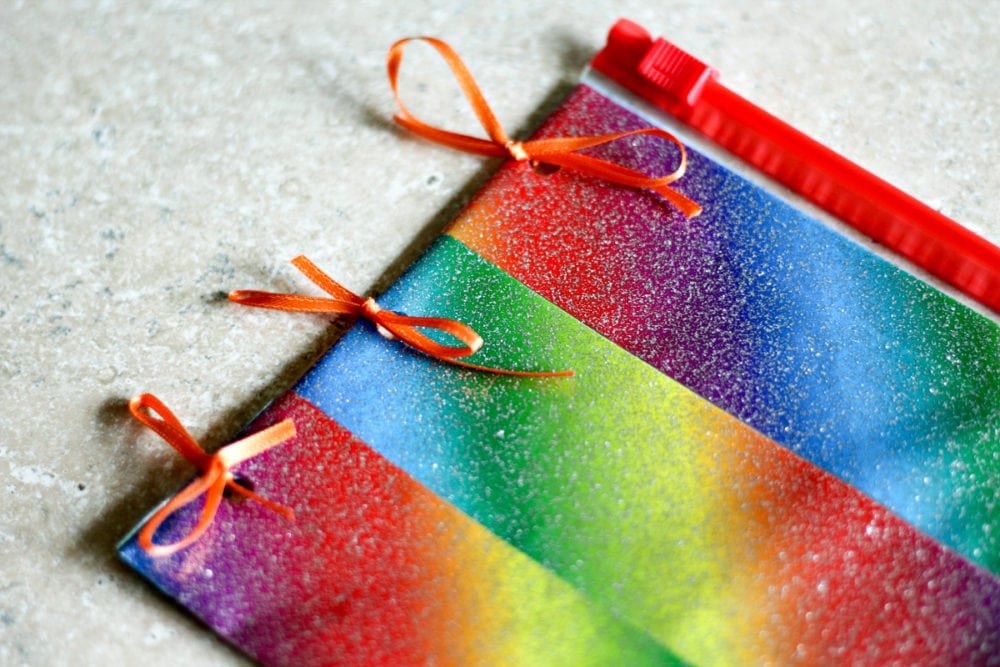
[387,36,702,218]
[129,393,296,557]
[229,256,573,377]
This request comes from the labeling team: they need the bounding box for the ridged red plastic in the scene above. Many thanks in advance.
[592,19,1000,315]
[638,38,718,106]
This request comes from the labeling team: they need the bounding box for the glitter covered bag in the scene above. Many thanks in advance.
[120,22,1000,665]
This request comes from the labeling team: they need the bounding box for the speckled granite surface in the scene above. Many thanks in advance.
[1,1,997,665]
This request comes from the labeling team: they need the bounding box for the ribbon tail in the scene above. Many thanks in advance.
[217,420,297,520]
[540,152,702,219]
[229,290,359,315]
[437,356,575,378]
[227,483,296,521]
[289,256,367,303]
[652,185,703,218]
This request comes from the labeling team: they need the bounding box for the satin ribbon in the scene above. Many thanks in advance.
[387,36,702,218]
[129,393,296,557]
[229,255,573,377]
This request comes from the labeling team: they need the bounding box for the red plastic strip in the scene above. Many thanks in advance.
[592,19,1000,315]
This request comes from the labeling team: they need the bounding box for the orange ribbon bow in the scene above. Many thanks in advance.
[229,255,572,377]
[387,36,702,218]
[129,393,296,557]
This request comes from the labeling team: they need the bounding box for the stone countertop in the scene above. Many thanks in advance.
[1,1,997,664]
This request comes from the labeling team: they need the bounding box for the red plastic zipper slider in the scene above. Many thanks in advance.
[636,33,717,107]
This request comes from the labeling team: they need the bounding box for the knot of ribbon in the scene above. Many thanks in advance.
[129,393,296,557]
[387,36,702,218]
[228,255,573,377]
